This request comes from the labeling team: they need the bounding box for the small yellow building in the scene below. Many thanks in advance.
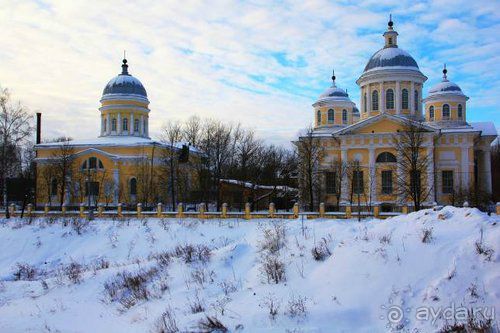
[35,59,198,208]
[299,18,497,211]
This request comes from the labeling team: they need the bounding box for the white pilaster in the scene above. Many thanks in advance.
[130,113,134,135]
[380,82,385,113]
[140,115,144,136]
[106,114,111,135]
[360,86,365,114]
[100,116,105,136]
[395,81,401,114]
[461,147,470,190]
[117,113,122,135]
[410,81,415,115]
[367,85,372,115]
[483,148,492,194]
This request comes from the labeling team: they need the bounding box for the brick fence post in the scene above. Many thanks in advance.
[80,203,85,218]
[222,203,228,218]
[176,203,184,218]
[345,205,352,219]
[244,203,251,220]
[293,203,299,219]
[137,203,142,218]
[157,203,163,218]
[319,203,325,218]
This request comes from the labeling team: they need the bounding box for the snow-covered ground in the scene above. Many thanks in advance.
[0,207,498,332]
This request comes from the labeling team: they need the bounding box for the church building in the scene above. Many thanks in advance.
[34,59,198,208]
[299,18,497,210]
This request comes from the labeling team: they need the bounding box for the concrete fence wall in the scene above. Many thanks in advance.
[5,201,499,219]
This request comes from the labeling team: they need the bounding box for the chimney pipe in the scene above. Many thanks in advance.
[36,112,41,144]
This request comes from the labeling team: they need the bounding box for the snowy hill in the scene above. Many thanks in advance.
[0,207,498,332]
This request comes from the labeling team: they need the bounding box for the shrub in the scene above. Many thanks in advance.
[438,308,494,332]
[261,255,286,284]
[286,295,308,319]
[379,233,392,245]
[421,227,433,243]
[71,217,90,235]
[311,238,331,261]
[218,279,237,296]
[475,241,494,261]
[104,267,158,309]
[174,244,211,264]
[13,262,38,281]
[259,293,280,321]
[259,222,287,254]
[153,307,178,333]
[190,267,216,287]
[149,251,172,268]
[65,261,83,284]
[188,293,205,314]
[197,315,227,332]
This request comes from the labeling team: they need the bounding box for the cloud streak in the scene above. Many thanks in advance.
[0,0,498,145]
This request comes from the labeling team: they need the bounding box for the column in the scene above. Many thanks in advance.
[369,147,377,203]
[395,81,401,115]
[100,116,104,136]
[380,82,385,113]
[367,85,372,116]
[117,113,122,135]
[483,148,492,194]
[130,113,134,135]
[140,115,144,136]
[461,147,470,190]
[427,146,435,204]
[360,85,365,115]
[106,114,111,135]
[417,86,423,115]
[410,81,415,115]
[340,148,349,204]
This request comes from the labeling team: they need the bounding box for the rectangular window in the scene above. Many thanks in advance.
[353,170,364,194]
[442,170,454,194]
[85,181,99,196]
[381,170,393,194]
[326,172,337,194]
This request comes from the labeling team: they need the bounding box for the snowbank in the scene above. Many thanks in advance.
[0,206,498,332]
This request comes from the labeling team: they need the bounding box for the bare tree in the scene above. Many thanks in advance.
[51,138,76,208]
[183,115,202,147]
[161,121,183,210]
[0,87,33,217]
[296,126,324,211]
[393,119,432,211]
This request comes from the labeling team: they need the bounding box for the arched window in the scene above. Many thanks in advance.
[414,90,419,111]
[327,109,334,123]
[363,93,367,113]
[342,109,348,124]
[81,157,104,170]
[51,178,58,196]
[376,152,397,163]
[386,89,394,109]
[130,178,137,196]
[111,118,117,131]
[123,118,128,131]
[402,89,409,109]
[317,110,321,126]
[372,90,379,111]
[442,104,450,120]
[429,106,434,120]
[134,119,139,132]
[458,104,463,119]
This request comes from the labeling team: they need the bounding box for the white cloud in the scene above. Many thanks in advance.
[0,0,498,145]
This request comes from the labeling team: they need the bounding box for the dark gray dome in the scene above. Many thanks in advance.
[102,59,147,97]
[364,47,419,72]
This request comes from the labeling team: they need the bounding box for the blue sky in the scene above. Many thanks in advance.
[0,0,499,146]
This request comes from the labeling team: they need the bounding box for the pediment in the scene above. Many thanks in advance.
[335,114,438,136]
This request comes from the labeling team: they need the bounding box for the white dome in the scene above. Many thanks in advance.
[427,68,467,99]
[363,47,419,72]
